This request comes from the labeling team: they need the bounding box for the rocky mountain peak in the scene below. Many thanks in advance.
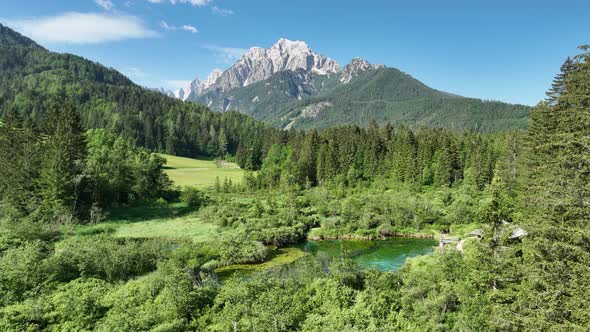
[340,57,385,83]
[196,69,223,95]
[173,69,224,101]
[174,38,342,102]
[174,79,197,101]
[205,68,223,86]
[204,38,340,93]
[272,38,311,52]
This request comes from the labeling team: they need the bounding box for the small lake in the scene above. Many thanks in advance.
[216,238,436,279]
[299,238,436,272]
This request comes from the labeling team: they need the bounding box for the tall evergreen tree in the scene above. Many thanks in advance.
[546,57,576,105]
[0,112,42,217]
[218,128,228,157]
[519,46,590,329]
[391,126,417,183]
[38,102,86,222]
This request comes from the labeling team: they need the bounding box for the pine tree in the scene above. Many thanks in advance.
[546,57,575,105]
[297,130,319,185]
[207,125,219,156]
[38,101,86,222]
[519,46,590,328]
[415,129,435,185]
[362,122,384,179]
[165,129,176,155]
[0,112,42,216]
[391,126,417,183]
[433,136,455,187]
[218,128,228,158]
[316,144,329,184]
[464,170,524,330]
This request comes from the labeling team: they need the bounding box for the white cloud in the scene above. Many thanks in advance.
[181,25,198,33]
[2,12,158,44]
[94,0,114,10]
[204,45,248,64]
[211,6,234,16]
[160,20,173,30]
[175,0,211,5]
[148,0,211,6]
[160,21,198,33]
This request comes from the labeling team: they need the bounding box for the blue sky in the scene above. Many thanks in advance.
[1,0,589,105]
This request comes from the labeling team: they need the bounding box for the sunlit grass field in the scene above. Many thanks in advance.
[71,203,225,243]
[160,154,245,188]
[113,216,220,242]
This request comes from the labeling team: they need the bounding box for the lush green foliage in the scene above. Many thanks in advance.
[514,45,590,329]
[180,187,210,209]
[0,104,171,223]
[0,24,589,332]
[250,124,509,191]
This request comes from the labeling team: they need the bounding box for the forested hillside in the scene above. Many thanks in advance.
[273,67,531,131]
[0,23,275,167]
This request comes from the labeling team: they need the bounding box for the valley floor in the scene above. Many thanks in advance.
[160,154,245,188]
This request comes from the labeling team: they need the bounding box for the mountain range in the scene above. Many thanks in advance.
[0,21,529,133]
[171,38,530,132]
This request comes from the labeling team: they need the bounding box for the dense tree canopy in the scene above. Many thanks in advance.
[0,103,172,223]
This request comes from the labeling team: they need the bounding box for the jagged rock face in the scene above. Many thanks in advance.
[340,57,384,83]
[174,85,190,100]
[207,38,340,93]
[175,69,223,101]
[175,40,386,111]
[281,69,316,99]
[203,68,223,87]
[188,69,223,99]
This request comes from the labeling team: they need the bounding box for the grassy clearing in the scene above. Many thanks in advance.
[106,203,224,242]
[160,154,245,188]
[113,217,220,242]
[69,203,225,243]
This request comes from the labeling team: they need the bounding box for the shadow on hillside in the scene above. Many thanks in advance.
[106,203,195,222]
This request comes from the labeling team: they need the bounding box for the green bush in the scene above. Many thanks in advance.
[180,187,209,209]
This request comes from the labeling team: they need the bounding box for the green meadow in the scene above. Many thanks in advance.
[112,215,220,242]
[68,203,225,243]
[160,154,245,188]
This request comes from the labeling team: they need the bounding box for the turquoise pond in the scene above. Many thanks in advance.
[299,238,436,272]
[216,238,436,279]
